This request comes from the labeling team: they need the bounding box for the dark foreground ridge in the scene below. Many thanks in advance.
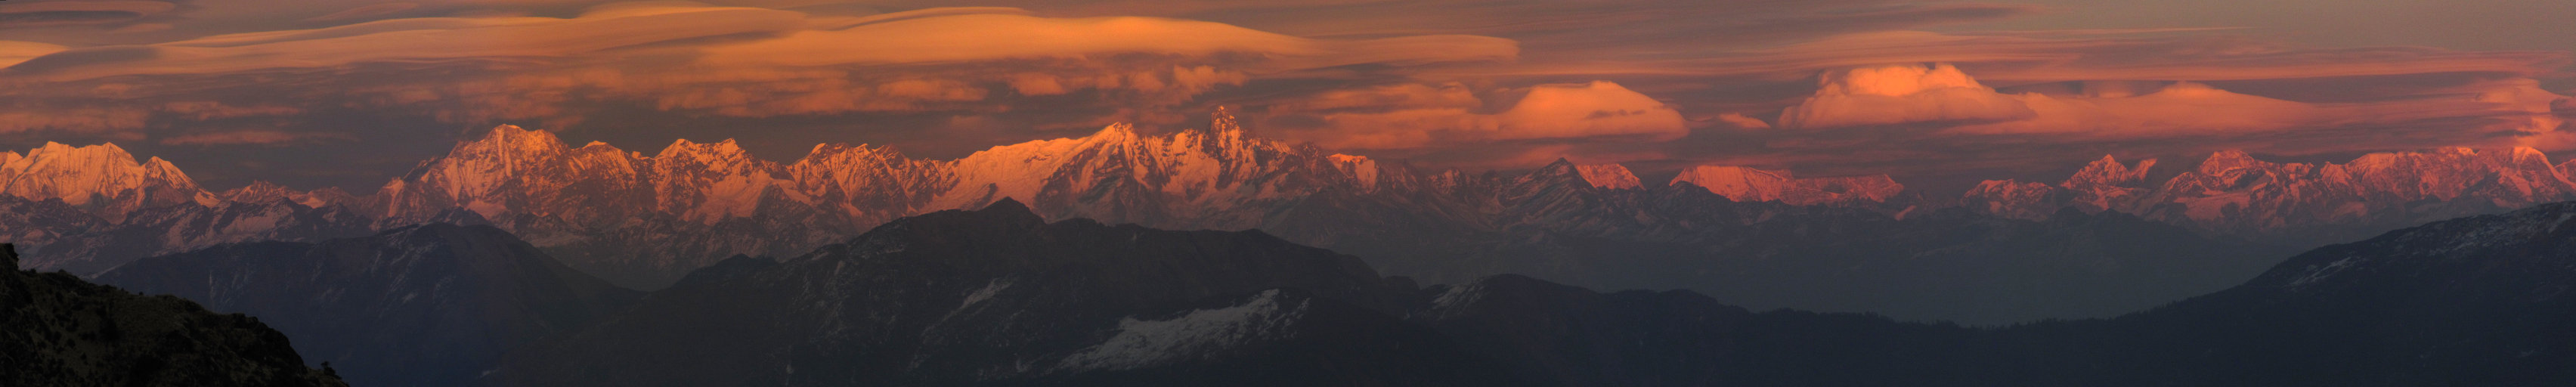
[94,223,642,387]
[0,243,346,387]
[475,197,2576,386]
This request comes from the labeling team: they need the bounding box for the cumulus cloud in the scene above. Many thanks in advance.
[1770,63,2570,144]
[1280,81,1687,149]
[1779,63,2035,128]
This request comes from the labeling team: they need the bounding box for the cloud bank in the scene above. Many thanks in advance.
[0,0,2563,192]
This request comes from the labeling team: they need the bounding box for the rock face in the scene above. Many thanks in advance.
[1573,163,1643,190]
[94,224,641,387]
[0,244,346,387]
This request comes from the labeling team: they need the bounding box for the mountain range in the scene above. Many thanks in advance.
[9,110,2576,324]
[29,196,2574,385]
[482,198,2575,385]
[1964,148,2576,246]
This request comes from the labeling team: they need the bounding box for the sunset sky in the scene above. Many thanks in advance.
[2,0,2568,193]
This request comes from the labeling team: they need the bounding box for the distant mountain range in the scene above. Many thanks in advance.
[9,110,2576,324]
[1964,148,2576,246]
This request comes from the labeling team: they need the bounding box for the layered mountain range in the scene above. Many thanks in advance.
[482,199,2576,386]
[8,110,2575,324]
[17,196,2570,385]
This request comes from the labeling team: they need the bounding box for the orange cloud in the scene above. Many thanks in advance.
[159,130,355,146]
[0,3,1519,132]
[1284,81,1687,149]
[1779,63,2034,129]
[0,1,173,28]
[702,12,1510,70]
[8,3,808,80]
[160,101,302,120]
[1274,82,1483,113]
[1715,113,1773,129]
[303,2,421,23]
[0,41,66,67]
[0,0,2566,190]
[0,104,147,133]
[1461,30,2565,88]
[1767,63,2572,147]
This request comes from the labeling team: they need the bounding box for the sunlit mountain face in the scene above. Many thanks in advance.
[3,0,2572,385]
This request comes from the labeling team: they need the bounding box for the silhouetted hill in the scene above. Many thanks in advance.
[483,199,2576,385]
[489,198,1521,385]
[94,224,640,387]
[0,243,345,387]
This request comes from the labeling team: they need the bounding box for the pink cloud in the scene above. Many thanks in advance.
[1715,113,1773,129]
[1283,81,1688,149]
[0,1,174,28]
[303,2,421,23]
[1767,63,2573,150]
[159,130,355,146]
[0,41,67,67]
[1779,63,2035,129]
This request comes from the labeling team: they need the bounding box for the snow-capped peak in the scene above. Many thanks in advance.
[1671,165,1901,205]
[1326,154,1380,191]
[2064,155,2155,189]
[1574,163,1643,190]
[2196,150,2269,174]
[0,141,207,211]
[655,138,756,165]
[497,125,568,149]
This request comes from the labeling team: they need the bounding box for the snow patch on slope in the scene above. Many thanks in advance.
[1054,289,1310,372]
[1574,163,1642,190]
